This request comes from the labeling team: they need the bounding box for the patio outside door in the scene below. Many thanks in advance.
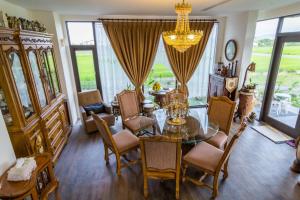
[262,37,300,138]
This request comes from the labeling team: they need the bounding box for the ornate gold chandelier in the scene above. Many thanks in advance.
[163,0,203,53]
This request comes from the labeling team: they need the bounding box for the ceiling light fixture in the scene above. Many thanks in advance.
[163,0,203,53]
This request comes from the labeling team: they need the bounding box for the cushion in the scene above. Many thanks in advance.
[113,129,139,153]
[83,103,106,116]
[124,116,154,133]
[183,142,224,173]
[206,131,228,149]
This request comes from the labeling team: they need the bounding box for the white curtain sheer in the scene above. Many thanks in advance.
[95,23,132,102]
[187,24,218,103]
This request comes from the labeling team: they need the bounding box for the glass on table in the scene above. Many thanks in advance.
[153,108,219,144]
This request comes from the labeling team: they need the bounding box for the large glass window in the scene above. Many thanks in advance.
[250,18,279,117]
[144,37,176,98]
[67,22,94,45]
[281,15,300,33]
[67,22,100,92]
[75,50,97,91]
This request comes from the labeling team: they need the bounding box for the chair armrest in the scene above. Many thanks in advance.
[79,106,87,121]
[103,103,113,114]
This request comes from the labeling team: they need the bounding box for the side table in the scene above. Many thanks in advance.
[234,91,255,122]
[0,153,60,200]
[111,101,120,120]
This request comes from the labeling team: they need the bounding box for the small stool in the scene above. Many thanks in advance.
[143,104,155,117]
[111,101,120,120]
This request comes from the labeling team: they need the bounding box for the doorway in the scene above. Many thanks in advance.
[262,37,300,138]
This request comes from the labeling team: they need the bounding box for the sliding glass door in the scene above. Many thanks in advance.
[262,37,300,137]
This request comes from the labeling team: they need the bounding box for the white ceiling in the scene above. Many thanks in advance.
[7,0,300,16]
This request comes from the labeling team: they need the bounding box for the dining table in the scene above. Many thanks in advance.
[152,108,219,145]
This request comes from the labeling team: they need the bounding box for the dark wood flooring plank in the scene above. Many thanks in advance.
[54,116,300,200]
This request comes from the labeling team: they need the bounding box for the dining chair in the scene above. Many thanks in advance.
[117,90,156,136]
[92,114,140,176]
[182,122,247,198]
[165,89,187,106]
[139,136,182,199]
[206,96,236,149]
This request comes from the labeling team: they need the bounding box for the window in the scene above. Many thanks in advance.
[144,37,176,99]
[188,24,218,106]
[66,22,100,92]
[67,22,94,45]
[281,15,300,33]
[250,18,279,117]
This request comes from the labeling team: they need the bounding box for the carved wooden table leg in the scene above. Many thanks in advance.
[291,137,300,173]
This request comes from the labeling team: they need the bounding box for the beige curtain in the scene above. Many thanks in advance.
[163,21,214,96]
[102,21,162,101]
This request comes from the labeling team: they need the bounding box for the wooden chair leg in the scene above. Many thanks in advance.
[116,155,121,176]
[55,185,61,200]
[31,187,39,200]
[182,164,188,182]
[176,175,180,199]
[153,125,156,135]
[144,178,148,198]
[104,144,109,164]
[223,159,229,179]
[212,174,219,198]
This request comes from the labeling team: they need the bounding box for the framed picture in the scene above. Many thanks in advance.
[225,39,237,61]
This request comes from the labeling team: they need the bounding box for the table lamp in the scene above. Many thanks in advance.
[242,62,256,89]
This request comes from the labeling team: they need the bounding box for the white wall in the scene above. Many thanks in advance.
[221,11,258,88]
[0,111,16,176]
[0,0,33,18]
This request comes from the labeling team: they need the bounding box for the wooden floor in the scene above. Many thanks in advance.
[54,116,300,200]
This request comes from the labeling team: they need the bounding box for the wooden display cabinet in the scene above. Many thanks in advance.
[207,74,238,102]
[0,28,71,163]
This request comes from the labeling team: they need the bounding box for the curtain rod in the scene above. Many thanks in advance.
[98,18,218,23]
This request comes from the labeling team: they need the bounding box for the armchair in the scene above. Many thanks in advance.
[78,89,115,133]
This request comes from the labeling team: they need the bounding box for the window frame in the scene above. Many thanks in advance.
[66,21,102,93]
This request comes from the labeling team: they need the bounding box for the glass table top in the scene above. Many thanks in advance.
[153,109,219,144]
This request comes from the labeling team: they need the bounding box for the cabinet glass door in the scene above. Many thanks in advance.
[46,50,60,94]
[28,51,47,108]
[9,52,34,119]
[0,86,13,126]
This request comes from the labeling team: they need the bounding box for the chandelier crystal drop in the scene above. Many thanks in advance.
[163,0,203,53]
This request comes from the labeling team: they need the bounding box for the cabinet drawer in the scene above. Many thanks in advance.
[52,130,64,153]
[48,120,62,142]
[45,111,60,129]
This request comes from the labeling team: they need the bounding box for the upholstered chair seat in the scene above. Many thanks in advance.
[123,116,155,133]
[92,114,139,176]
[183,142,224,173]
[118,90,156,135]
[182,122,247,198]
[206,96,236,149]
[206,131,228,149]
[113,130,139,153]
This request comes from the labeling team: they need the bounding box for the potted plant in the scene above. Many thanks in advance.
[241,79,257,93]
